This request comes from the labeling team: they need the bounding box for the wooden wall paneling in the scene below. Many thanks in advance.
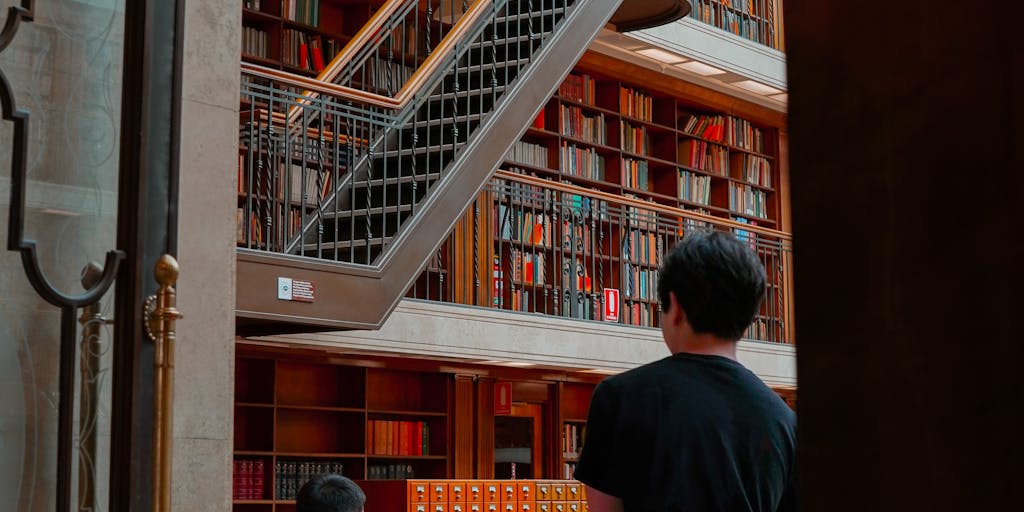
[454,375,476,478]
[476,378,496,478]
[477,191,494,307]
[511,381,551,404]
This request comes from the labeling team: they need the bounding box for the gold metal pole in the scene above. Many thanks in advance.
[145,254,183,512]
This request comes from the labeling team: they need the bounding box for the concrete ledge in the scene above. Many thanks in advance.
[254,299,797,387]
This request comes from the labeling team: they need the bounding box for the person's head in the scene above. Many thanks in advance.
[296,474,366,512]
[657,230,766,350]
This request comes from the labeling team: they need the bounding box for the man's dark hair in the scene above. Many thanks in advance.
[657,230,766,340]
[296,474,366,512]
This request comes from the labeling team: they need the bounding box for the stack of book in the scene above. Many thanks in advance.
[275,459,345,500]
[367,420,430,456]
[232,458,266,500]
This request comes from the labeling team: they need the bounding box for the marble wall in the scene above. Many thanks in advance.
[172,0,240,509]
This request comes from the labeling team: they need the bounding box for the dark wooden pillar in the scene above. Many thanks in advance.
[476,378,496,478]
[454,375,475,478]
[786,0,1024,510]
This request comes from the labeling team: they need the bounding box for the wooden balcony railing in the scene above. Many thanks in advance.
[408,169,795,344]
[689,0,784,51]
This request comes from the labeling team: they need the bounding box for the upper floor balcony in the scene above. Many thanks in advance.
[231,0,794,349]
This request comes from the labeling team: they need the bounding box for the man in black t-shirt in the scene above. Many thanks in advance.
[574,231,797,512]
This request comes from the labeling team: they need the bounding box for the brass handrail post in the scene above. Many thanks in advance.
[145,254,183,512]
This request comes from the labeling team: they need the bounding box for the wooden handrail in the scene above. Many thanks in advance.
[494,169,793,241]
[240,0,494,115]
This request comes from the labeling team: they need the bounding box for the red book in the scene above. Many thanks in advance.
[375,420,387,455]
[391,421,400,456]
[311,39,325,72]
[399,421,410,456]
[251,459,264,500]
[299,42,310,70]
[414,421,423,456]
[238,459,253,500]
[532,110,545,130]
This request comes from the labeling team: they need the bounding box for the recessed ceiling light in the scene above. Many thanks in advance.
[674,61,727,76]
[637,47,687,64]
[581,369,620,375]
[733,80,783,96]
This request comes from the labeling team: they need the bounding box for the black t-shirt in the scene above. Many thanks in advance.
[573,352,797,512]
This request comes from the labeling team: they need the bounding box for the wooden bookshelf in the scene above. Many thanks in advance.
[557,382,595,480]
[233,354,452,511]
[476,67,784,331]
[241,0,373,77]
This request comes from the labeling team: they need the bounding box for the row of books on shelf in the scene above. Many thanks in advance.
[503,283,657,327]
[717,10,769,44]
[243,1,263,11]
[621,159,649,190]
[745,317,775,341]
[492,185,610,232]
[242,27,270,59]
[564,292,600,321]
[679,170,712,205]
[367,420,431,456]
[623,203,659,230]
[560,143,606,181]
[727,116,767,153]
[559,73,597,105]
[619,86,654,122]
[495,204,552,246]
[623,266,659,301]
[507,141,549,168]
[237,209,264,246]
[512,250,547,285]
[681,113,767,153]
[735,154,772,187]
[276,459,347,501]
[283,0,322,27]
[282,30,339,72]
[623,229,658,265]
[679,139,729,175]
[695,0,767,17]
[562,259,593,293]
[620,123,651,156]
[238,157,333,203]
[729,184,769,219]
[624,301,657,326]
[386,27,426,58]
[365,60,415,93]
[561,220,594,254]
[560,106,607,145]
[233,458,267,501]
[368,464,416,480]
[562,423,585,459]
[732,216,760,248]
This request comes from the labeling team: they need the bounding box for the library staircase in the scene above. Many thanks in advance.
[237,0,658,333]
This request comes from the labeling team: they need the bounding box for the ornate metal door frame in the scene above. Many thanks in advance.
[1,0,183,509]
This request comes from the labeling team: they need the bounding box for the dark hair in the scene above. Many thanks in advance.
[657,230,766,340]
[296,474,366,512]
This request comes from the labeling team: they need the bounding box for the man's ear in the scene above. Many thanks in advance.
[669,292,687,328]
